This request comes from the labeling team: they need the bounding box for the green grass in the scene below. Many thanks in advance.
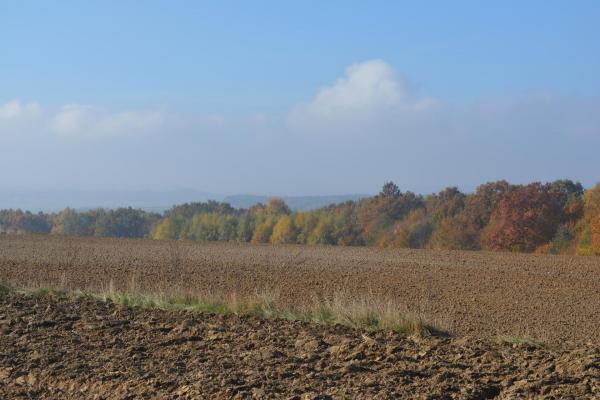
[0,282,446,337]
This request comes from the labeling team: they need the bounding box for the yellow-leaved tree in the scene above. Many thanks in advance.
[271,215,298,244]
[251,217,275,244]
[576,183,600,255]
[152,218,179,240]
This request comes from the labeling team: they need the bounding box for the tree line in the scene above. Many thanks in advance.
[2,179,600,255]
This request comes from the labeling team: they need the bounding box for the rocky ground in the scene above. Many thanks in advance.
[1,292,599,399]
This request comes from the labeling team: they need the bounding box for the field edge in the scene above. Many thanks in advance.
[0,282,448,338]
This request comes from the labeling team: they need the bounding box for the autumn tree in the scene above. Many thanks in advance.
[152,217,180,240]
[428,215,479,250]
[100,207,152,238]
[380,181,401,198]
[237,213,256,242]
[220,215,239,241]
[265,198,291,215]
[331,203,363,246]
[0,209,52,233]
[271,215,298,244]
[251,217,275,244]
[576,182,600,255]
[294,212,319,244]
[481,183,563,252]
[166,201,236,219]
[390,208,432,248]
[591,213,600,255]
[188,213,220,241]
[583,182,600,220]
[51,208,96,236]
[308,213,336,245]
[426,187,466,225]
[2,178,596,256]
[420,187,471,250]
[358,182,423,244]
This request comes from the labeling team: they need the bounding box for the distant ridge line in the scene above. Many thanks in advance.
[223,194,369,211]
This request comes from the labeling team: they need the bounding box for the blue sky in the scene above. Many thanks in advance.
[1,1,599,197]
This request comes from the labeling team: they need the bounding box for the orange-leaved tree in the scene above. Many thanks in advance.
[481,183,563,252]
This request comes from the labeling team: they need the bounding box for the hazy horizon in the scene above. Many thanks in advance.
[0,187,372,212]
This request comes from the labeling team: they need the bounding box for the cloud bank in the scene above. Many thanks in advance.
[1,59,599,194]
[51,105,165,138]
[0,100,41,121]
[0,101,165,139]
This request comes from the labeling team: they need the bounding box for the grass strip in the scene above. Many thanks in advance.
[0,282,446,337]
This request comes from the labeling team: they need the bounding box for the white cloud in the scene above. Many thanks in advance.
[0,99,165,139]
[286,59,600,149]
[51,104,164,138]
[0,100,41,120]
[0,100,44,140]
[310,60,404,113]
[288,59,438,133]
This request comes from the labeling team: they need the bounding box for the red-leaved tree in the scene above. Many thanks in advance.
[481,183,563,252]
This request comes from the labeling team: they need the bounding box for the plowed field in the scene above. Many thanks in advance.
[1,292,599,399]
[1,235,600,344]
[2,235,600,398]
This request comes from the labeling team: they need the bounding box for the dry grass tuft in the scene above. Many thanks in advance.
[1,282,446,337]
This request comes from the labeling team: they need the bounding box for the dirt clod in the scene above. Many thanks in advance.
[0,292,599,399]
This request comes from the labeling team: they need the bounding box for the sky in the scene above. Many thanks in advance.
[1,0,600,198]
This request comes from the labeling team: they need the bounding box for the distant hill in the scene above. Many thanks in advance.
[223,194,369,211]
[0,189,370,213]
[0,189,215,213]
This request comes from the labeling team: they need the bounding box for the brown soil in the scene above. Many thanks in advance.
[1,292,599,399]
[2,235,600,344]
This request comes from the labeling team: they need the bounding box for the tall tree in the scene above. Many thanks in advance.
[481,183,563,252]
[271,215,298,244]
